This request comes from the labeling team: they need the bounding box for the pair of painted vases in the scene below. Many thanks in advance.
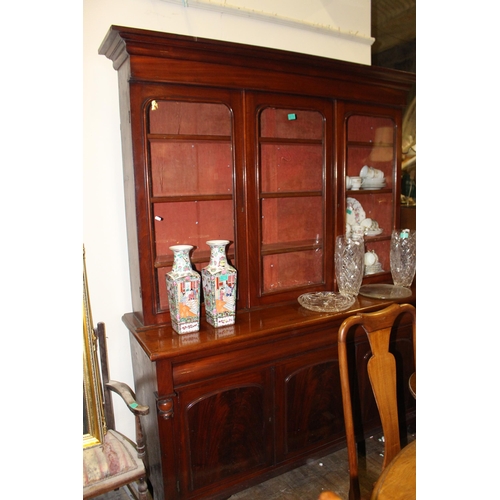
[166,240,236,334]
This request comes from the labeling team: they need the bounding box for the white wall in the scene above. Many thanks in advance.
[83,0,372,440]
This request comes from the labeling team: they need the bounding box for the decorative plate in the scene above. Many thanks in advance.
[298,292,355,313]
[364,263,383,276]
[346,198,366,226]
[362,180,386,188]
[365,228,383,236]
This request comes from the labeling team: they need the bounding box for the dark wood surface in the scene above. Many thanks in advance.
[123,289,416,363]
[400,206,416,230]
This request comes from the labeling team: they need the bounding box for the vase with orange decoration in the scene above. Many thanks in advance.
[202,240,237,327]
[166,245,200,334]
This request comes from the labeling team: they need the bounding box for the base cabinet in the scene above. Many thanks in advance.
[127,295,415,500]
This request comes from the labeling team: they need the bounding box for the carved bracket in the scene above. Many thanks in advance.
[157,394,175,420]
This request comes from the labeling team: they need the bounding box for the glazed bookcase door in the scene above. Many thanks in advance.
[129,84,246,326]
[338,102,402,285]
[245,93,334,307]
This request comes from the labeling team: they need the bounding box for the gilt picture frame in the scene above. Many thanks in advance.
[83,246,106,448]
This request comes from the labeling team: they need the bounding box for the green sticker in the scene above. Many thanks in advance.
[288,113,297,120]
[129,402,138,409]
[220,274,228,281]
[347,208,352,214]
[400,230,409,239]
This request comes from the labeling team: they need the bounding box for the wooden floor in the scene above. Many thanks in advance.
[94,429,415,500]
[229,430,416,500]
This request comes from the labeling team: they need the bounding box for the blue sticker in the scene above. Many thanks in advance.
[288,113,297,120]
[220,274,228,281]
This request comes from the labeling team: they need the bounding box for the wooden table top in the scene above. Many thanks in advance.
[370,440,416,500]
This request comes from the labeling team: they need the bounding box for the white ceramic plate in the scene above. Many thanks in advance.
[362,182,386,189]
[346,198,365,226]
[362,178,386,187]
[365,228,383,236]
[364,263,384,275]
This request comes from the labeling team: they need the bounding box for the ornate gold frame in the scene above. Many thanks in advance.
[83,246,107,448]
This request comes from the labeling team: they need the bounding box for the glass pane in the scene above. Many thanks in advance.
[260,144,323,193]
[260,108,323,139]
[347,115,394,143]
[261,197,323,245]
[262,251,323,293]
[349,193,393,234]
[347,146,393,184]
[149,100,231,136]
[150,142,233,196]
[154,200,235,256]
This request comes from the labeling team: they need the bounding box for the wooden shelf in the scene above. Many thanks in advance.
[260,191,322,199]
[261,239,322,256]
[155,249,236,268]
[259,137,323,145]
[151,194,233,203]
[347,188,392,195]
[347,141,393,147]
[148,134,231,142]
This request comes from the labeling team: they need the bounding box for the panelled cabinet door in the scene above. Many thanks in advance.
[245,92,335,307]
[338,102,403,285]
[175,367,274,497]
[275,347,345,463]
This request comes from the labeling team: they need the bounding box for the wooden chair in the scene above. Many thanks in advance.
[83,322,150,499]
[337,303,416,500]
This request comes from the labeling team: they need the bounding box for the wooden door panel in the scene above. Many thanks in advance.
[176,368,273,495]
[276,347,344,462]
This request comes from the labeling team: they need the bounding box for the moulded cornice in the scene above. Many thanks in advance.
[98,27,129,70]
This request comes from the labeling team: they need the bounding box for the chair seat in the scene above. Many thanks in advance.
[83,429,146,499]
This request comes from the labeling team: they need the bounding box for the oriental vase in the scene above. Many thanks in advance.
[202,240,237,327]
[166,245,201,334]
